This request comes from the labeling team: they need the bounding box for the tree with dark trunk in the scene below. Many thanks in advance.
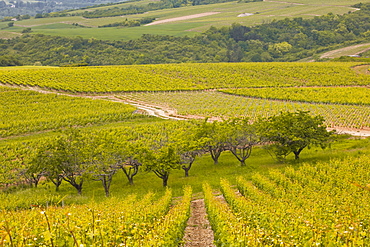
[53,129,92,195]
[258,111,334,162]
[224,118,259,166]
[142,129,181,187]
[195,119,228,165]
[120,158,141,185]
[181,151,197,177]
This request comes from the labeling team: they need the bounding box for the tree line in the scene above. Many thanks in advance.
[1,111,333,196]
[1,3,370,66]
[0,55,22,66]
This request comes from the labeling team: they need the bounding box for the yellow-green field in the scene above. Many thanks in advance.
[0,60,370,246]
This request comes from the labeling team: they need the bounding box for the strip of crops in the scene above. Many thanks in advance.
[120,91,370,129]
[0,186,192,246]
[0,86,139,138]
[0,63,369,93]
[203,155,370,246]
[220,87,370,105]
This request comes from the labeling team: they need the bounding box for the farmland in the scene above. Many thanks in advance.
[4,0,368,41]
[0,61,370,246]
[1,62,369,130]
[1,63,369,92]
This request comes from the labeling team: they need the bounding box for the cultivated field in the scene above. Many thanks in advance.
[1,62,369,132]
[1,61,370,246]
[4,0,368,40]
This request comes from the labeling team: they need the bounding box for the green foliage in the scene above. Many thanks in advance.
[98,17,155,27]
[0,55,22,66]
[21,27,32,33]
[1,4,370,65]
[258,111,333,161]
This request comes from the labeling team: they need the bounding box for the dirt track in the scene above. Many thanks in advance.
[320,43,370,59]
[144,12,220,26]
[2,83,370,137]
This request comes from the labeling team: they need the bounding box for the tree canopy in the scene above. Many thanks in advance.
[258,111,333,161]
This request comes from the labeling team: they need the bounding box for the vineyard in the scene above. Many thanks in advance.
[204,155,370,246]
[119,91,370,129]
[1,154,367,246]
[0,186,192,246]
[0,86,140,138]
[0,63,369,93]
[1,62,370,246]
[220,87,370,105]
[1,62,370,135]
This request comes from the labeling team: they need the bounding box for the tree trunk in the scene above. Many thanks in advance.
[63,176,83,195]
[209,147,222,165]
[75,183,83,195]
[51,176,63,192]
[184,168,189,177]
[240,160,246,166]
[182,161,193,177]
[153,170,169,187]
[293,147,305,160]
[162,175,169,187]
[122,164,139,186]
[229,146,252,167]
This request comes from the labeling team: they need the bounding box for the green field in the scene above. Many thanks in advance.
[4,0,367,41]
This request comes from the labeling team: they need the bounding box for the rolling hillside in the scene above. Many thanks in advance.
[2,0,368,41]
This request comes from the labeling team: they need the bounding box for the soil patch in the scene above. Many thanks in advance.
[145,12,220,26]
[182,199,215,247]
[320,43,370,59]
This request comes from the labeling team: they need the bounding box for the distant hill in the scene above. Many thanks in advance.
[2,0,369,41]
[0,0,127,19]
[0,1,370,66]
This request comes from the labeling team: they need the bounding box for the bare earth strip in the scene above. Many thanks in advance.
[182,199,216,247]
[145,12,220,26]
[320,43,370,59]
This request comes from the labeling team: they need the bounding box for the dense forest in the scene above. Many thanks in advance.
[1,3,369,66]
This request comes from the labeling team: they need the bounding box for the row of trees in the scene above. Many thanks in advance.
[5,111,332,196]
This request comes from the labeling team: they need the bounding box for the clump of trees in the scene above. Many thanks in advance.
[98,17,155,28]
[257,111,334,161]
[0,55,22,66]
[0,111,333,195]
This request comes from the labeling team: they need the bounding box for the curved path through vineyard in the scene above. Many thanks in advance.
[2,83,370,137]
